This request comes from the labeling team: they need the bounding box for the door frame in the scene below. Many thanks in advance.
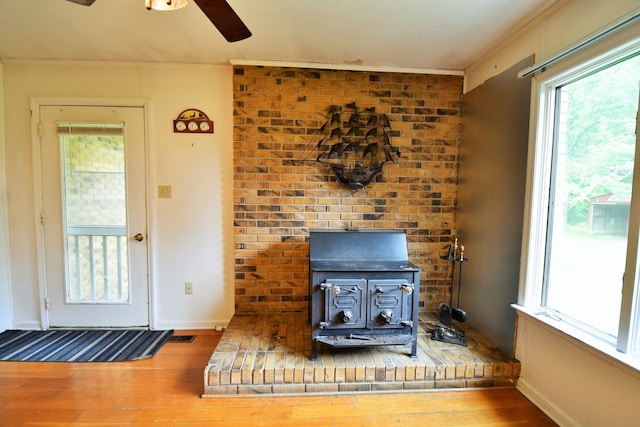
[31,97,156,330]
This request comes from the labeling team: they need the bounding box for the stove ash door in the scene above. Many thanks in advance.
[320,279,367,329]
[368,279,414,329]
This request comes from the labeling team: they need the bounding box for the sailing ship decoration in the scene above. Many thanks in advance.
[307,102,400,191]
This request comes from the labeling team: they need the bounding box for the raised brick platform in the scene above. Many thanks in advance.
[203,312,519,396]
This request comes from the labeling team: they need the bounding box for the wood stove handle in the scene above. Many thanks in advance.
[319,283,342,295]
[320,283,358,294]
[402,284,414,294]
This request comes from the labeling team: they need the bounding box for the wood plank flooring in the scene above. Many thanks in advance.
[0,329,558,426]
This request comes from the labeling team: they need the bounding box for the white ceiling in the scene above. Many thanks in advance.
[0,0,559,72]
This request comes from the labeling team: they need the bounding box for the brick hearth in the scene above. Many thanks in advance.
[203,312,519,396]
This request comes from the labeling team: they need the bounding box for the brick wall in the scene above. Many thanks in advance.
[233,65,463,314]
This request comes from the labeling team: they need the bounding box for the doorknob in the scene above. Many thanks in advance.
[133,233,144,242]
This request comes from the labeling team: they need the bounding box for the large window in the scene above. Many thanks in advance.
[522,38,640,364]
[545,54,640,341]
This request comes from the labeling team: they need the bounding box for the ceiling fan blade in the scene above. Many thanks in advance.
[65,0,97,5]
[193,0,252,42]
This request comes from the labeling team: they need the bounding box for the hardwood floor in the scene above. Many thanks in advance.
[0,330,557,426]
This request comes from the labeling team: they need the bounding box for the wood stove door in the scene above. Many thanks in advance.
[368,279,414,329]
[321,278,367,329]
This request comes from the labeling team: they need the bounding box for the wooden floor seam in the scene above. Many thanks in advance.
[204,312,520,395]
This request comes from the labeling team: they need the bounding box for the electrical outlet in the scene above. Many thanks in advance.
[184,282,193,295]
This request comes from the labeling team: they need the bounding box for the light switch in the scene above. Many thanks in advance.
[158,185,172,198]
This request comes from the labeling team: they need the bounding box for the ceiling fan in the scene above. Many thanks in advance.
[65,0,252,42]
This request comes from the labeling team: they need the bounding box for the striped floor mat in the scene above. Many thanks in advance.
[0,329,173,362]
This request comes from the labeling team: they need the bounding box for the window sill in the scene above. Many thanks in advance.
[512,304,640,379]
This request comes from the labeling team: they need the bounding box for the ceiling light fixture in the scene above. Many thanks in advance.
[145,0,188,11]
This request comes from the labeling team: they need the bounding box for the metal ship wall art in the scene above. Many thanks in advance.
[302,103,401,191]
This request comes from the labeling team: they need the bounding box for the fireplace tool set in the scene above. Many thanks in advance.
[432,239,468,346]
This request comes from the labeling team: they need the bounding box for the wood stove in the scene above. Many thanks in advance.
[309,229,421,360]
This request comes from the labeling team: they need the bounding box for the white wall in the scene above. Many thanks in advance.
[0,62,14,332]
[2,60,235,330]
[465,0,640,93]
[516,314,640,426]
[466,1,640,426]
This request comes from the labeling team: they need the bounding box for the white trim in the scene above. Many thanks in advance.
[11,321,43,331]
[518,79,555,307]
[618,89,640,353]
[0,62,14,331]
[30,97,150,108]
[30,100,48,329]
[0,58,224,71]
[228,59,465,76]
[154,320,229,330]
[143,101,157,330]
[30,97,155,330]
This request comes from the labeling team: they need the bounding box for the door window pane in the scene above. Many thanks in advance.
[544,55,640,338]
[60,123,129,303]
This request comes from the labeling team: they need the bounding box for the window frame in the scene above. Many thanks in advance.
[518,32,640,368]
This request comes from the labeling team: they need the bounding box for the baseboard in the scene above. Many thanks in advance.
[11,321,43,330]
[153,320,229,331]
[516,377,578,427]
[9,320,228,332]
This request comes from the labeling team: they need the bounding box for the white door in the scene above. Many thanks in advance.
[39,105,149,328]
